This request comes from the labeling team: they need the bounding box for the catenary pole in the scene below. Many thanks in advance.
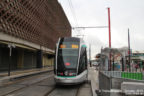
[108,7,111,71]
[128,28,131,72]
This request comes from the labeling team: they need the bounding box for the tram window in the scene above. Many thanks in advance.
[59,42,79,49]
[78,55,86,74]
[58,49,78,56]
[57,47,79,69]
[57,55,78,69]
[57,40,81,69]
[84,50,87,69]
[78,48,87,74]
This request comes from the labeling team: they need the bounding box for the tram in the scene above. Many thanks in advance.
[54,37,88,84]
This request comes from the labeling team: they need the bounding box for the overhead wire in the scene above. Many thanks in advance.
[67,0,82,37]
[67,0,78,35]
[68,0,79,27]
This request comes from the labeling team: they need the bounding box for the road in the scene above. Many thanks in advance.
[0,71,92,96]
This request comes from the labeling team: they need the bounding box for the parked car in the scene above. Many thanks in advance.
[92,62,98,66]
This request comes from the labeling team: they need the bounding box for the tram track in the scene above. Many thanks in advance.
[1,71,53,87]
[75,85,81,96]
[76,82,92,96]
[2,82,92,96]
[1,73,54,96]
[44,82,91,96]
[1,71,92,96]
[43,87,56,96]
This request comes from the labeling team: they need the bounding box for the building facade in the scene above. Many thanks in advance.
[0,0,71,71]
[98,47,129,71]
[130,51,144,72]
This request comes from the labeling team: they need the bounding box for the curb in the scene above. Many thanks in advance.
[0,69,53,86]
[88,67,99,96]
[91,79,97,96]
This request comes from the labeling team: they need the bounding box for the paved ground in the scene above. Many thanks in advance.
[88,67,99,96]
[0,67,53,78]
[0,67,53,86]
[0,71,92,96]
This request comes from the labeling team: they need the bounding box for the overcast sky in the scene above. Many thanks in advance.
[58,0,144,58]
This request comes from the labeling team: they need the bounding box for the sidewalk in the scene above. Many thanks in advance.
[88,67,99,96]
[0,67,53,86]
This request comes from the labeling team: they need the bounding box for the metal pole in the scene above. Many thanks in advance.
[113,55,114,71]
[89,44,92,67]
[8,46,12,76]
[108,8,111,48]
[108,7,111,71]
[128,28,131,72]
[122,57,124,71]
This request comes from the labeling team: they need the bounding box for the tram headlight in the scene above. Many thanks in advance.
[64,71,68,76]
[69,72,76,76]
[69,73,72,76]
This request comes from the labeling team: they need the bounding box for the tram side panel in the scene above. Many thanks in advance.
[77,47,88,82]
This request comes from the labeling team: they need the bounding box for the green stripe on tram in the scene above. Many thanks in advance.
[57,76,76,78]
[82,45,87,48]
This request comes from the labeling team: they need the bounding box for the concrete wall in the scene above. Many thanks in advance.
[111,77,144,89]
[23,50,37,69]
[99,71,144,96]
[43,54,54,67]
[99,71,111,96]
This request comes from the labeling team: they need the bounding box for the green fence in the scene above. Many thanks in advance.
[102,71,143,80]
[121,72,143,80]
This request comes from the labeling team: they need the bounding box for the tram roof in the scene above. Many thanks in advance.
[60,37,83,42]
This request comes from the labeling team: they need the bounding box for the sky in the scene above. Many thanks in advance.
[58,0,144,58]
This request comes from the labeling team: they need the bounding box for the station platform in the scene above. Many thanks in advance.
[0,67,53,86]
[88,67,99,96]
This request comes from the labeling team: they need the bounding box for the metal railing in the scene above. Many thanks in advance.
[102,71,143,80]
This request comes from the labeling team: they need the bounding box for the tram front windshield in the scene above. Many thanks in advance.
[57,41,79,70]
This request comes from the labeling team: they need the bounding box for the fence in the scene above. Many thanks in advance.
[98,71,111,96]
[98,71,144,96]
[102,71,143,80]
[121,72,143,80]
[102,71,121,78]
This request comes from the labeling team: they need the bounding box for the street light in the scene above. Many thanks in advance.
[8,43,15,76]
